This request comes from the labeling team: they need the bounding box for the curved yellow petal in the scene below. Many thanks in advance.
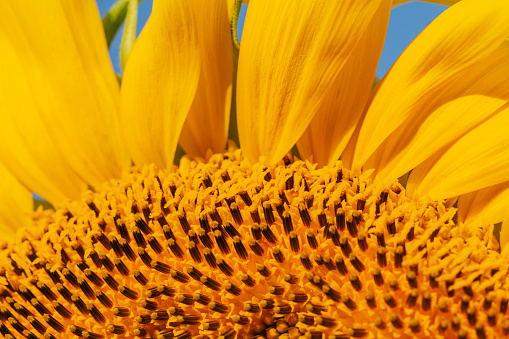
[296,0,391,167]
[409,103,509,200]
[237,0,387,165]
[373,95,508,179]
[179,0,233,157]
[120,0,200,168]
[364,39,509,179]
[0,1,129,189]
[0,33,87,203]
[352,0,509,170]
[0,162,32,241]
[405,150,443,199]
[457,182,509,226]
[340,79,386,170]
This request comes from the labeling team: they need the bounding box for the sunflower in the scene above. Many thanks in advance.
[1,0,509,338]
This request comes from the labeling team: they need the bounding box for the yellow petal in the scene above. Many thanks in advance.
[0,162,32,240]
[457,182,509,226]
[179,0,233,157]
[0,1,129,189]
[296,0,391,167]
[409,103,509,200]
[0,32,87,203]
[237,0,388,165]
[352,0,509,170]
[373,95,509,179]
[339,80,385,170]
[120,0,200,168]
[364,39,509,178]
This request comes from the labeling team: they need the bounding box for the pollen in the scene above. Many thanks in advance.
[0,149,507,338]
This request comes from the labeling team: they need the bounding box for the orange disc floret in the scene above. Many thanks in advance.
[0,148,507,338]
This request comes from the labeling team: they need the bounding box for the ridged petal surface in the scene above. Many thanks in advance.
[296,0,391,167]
[352,0,509,172]
[179,0,233,158]
[457,182,509,226]
[0,1,129,195]
[237,0,385,165]
[408,103,509,200]
[120,0,200,168]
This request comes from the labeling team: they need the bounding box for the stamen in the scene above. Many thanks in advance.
[272,247,285,263]
[282,211,293,234]
[119,239,137,261]
[147,234,164,254]
[366,291,376,309]
[373,267,384,286]
[251,223,262,240]
[233,236,248,260]
[95,290,113,308]
[306,230,318,249]
[300,252,313,270]
[77,277,95,300]
[298,203,312,227]
[349,273,362,291]
[56,283,72,303]
[377,247,387,267]
[214,230,230,254]
[260,223,277,244]
[115,219,130,241]
[170,269,190,283]
[216,258,234,276]
[336,208,345,231]
[133,269,148,286]
[263,201,275,225]
[107,325,126,335]
[334,254,348,275]
[167,239,184,258]
[87,303,106,323]
[395,245,404,268]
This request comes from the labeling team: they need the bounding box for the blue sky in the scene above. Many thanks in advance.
[97,1,447,77]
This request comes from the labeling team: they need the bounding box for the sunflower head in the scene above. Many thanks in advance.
[0,147,506,338]
[1,0,509,338]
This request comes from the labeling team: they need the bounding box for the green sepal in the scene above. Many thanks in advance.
[372,76,381,89]
[232,0,243,50]
[102,0,142,48]
[102,0,130,47]
[33,198,54,211]
[120,0,138,70]
[228,44,240,147]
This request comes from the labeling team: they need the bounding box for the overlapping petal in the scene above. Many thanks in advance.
[0,1,129,196]
[362,39,509,180]
[179,0,233,158]
[296,0,391,167]
[352,0,509,172]
[0,26,86,202]
[371,95,509,180]
[237,0,386,165]
[458,182,509,226]
[407,103,509,200]
[120,0,200,168]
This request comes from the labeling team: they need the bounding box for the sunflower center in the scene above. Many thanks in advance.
[0,148,505,339]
